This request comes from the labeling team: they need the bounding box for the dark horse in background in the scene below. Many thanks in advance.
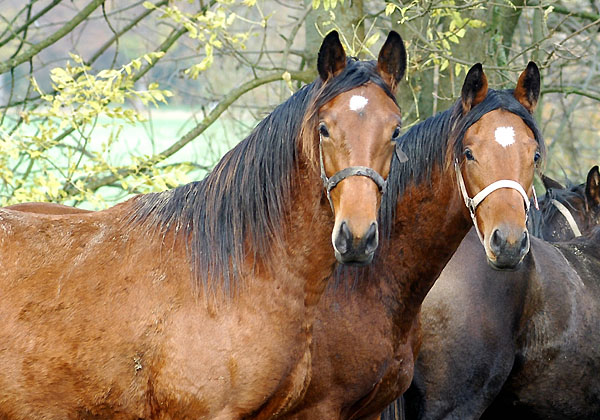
[398,166,600,420]
[283,62,545,419]
[532,168,600,241]
[0,32,407,419]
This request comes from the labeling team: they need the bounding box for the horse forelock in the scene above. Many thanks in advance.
[129,59,392,297]
[450,89,545,166]
[300,59,399,168]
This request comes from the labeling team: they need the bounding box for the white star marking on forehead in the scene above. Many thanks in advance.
[494,126,515,148]
[349,95,368,112]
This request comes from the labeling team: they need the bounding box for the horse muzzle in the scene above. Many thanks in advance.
[333,220,378,265]
[486,226,529,270]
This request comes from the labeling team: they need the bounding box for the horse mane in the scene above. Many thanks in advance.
[128,58,396,295]
[380,88,545,236]
[528,181,585,238]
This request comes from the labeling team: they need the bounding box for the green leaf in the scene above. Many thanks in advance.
[455,63,462,77]
[385,3,396,16]
[364,33,381,49]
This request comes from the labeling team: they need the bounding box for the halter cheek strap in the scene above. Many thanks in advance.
[550,199,582,237]
[319,135,387,212]
[455,159,537,245]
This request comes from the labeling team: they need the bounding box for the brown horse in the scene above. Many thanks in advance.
[0,31,406,419]
[399,165,600,420]
[282,62,544,419]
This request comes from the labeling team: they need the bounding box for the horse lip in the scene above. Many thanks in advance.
[334,251,374,266]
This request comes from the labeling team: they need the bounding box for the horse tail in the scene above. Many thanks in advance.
[380,396,405,420]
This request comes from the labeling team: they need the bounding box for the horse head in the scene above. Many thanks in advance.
[315,31,406,265]
[454,62,542,269]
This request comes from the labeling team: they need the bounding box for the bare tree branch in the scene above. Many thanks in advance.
[70,70,313,193]
[0,0,106,75]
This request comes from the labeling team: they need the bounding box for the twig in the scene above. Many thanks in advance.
[70,70,313,193]
[0,0,106,75]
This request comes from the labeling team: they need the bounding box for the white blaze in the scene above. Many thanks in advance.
[349,95,368,112]
[494,126,515,147]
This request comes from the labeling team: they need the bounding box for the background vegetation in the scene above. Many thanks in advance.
[1,0,598,208]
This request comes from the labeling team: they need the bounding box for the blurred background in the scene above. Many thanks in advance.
[0,0,598,208]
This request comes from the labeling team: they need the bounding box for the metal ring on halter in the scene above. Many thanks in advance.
[319,135,388,212]
[550,199,582,237]
[454,159,536,245]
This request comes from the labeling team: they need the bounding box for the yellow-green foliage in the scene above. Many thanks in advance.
[384,1,485,75]
[1,52,175,207]
[1,0,262,209]
[144,1,259,79]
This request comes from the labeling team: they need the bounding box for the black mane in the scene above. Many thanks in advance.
[128,58,396,295]
[528,182,585,239]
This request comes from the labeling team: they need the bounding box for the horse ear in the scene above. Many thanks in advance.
[461,63,488,114]
[541,174,565,191]
[318,31,347,81]
[377,31,406,93]
[514,61,540,114]
[585,165,600,208]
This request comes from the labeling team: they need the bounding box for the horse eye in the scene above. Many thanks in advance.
[464,148,475,161]
[392,126,401,140]
[319,123,330,138]
[534,151,541,163]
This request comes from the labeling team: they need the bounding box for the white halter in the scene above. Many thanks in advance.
[550,199,582,237]
[455,159,538,244]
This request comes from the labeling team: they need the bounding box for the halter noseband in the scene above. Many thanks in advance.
[455,159,538,244]
[550,199,582,237]
[319,134,387,212]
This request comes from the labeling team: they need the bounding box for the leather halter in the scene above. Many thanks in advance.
[550,199,582,237]
[455,159,538,244]
[319,134,387,212]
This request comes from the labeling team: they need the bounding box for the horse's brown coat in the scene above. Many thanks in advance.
[0,31,406,420]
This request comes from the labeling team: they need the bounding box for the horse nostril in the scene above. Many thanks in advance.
[490,229,506,253]
[520,231,529,253]
[334,221,352,254]
[364,222,378,254]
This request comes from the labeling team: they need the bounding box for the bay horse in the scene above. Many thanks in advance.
[282,62,544,419]
[0,31,407,419]
[401,166,600,420]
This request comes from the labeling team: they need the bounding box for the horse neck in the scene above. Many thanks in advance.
[378,164,471,331]
[278,161,338,309]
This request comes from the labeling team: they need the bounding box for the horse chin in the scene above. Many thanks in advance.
[486,257,523,272]
[334,250,374,266]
